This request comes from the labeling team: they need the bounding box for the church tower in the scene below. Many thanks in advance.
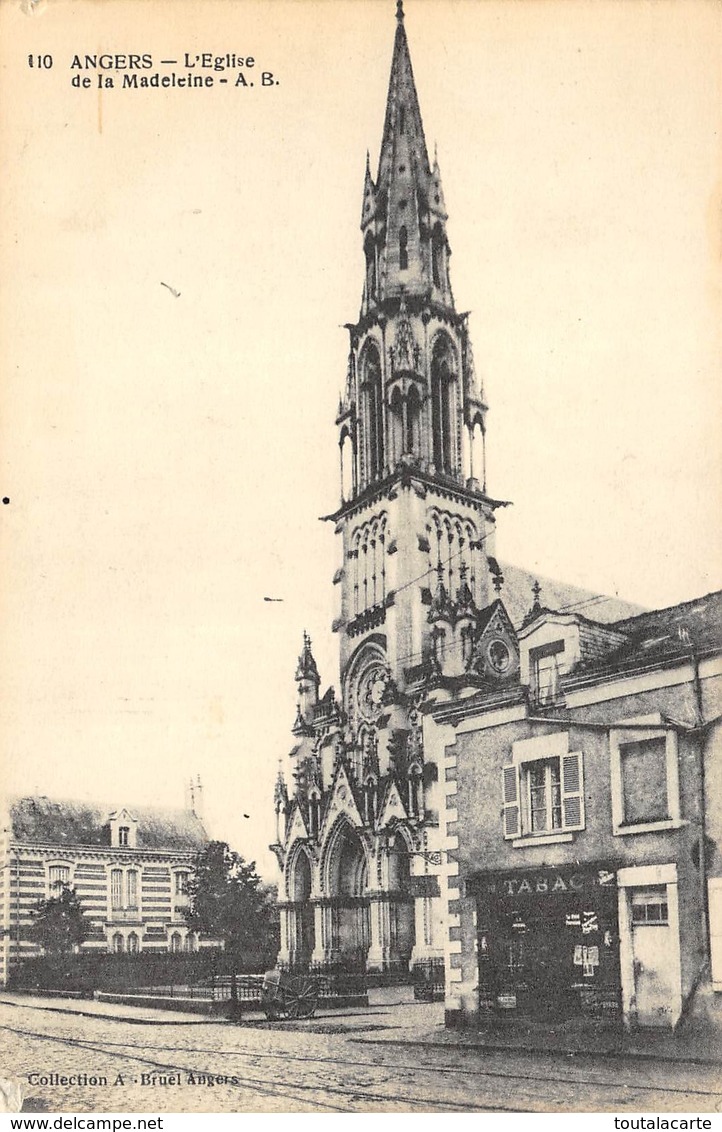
[272,2,512,978]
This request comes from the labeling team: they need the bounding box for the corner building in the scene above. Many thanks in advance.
[271,1,498,976]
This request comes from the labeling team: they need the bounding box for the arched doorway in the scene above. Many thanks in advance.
[388,836,416,967]
[326,822,370,968]
[291,849,315,969]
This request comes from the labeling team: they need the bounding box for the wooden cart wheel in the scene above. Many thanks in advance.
[296,976,318,1019]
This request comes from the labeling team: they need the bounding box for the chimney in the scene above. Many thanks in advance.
[193,774,204,821]
[185,777,195,814]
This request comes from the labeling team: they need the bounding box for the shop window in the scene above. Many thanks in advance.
[503,733,584,842]
[610,722,680,836]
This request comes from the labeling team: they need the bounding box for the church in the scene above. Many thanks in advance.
[270,0,721,1027]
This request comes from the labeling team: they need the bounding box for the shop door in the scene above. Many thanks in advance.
[631,888,673,1028]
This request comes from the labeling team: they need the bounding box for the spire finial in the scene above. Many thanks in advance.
[396,0,404,23]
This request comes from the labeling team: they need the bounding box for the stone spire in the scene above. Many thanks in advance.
[295,631,320,685]
[360,0,453,312]
[295,631,320,725]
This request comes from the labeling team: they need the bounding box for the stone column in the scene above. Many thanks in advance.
[276,902,292,967]
[310,899,339,966]
[366,893,392,971]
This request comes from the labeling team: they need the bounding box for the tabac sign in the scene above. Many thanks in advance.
[467,863,619,901]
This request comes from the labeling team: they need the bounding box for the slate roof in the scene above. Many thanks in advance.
[6,795,208,851]
[566,589,722,683]
[497,560,646,628]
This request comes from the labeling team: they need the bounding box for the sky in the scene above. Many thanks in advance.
[1,0,720,880]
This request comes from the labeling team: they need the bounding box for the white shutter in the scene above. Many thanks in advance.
[502,764,520,839]
[561,751,585,830]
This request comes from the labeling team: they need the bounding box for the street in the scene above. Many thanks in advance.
[1,998,721,1113]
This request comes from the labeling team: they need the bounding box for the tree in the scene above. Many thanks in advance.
[30,886,88,955]
[184,841,279,968]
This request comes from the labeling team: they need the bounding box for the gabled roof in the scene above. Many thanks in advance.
[6,795,208,851]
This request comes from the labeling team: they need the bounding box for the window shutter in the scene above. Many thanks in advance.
[502,764,520,839]
[561,751,585,830]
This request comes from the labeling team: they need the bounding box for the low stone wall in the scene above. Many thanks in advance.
[96,989,369,1015]
[96,992,227,1016]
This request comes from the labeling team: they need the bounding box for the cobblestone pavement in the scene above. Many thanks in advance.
[1,999,721,1114]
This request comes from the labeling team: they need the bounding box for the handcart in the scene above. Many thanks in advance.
[261,968,319,1020]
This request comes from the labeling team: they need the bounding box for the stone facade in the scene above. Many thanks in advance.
[424,590,722,1029]
[270,1,645,981]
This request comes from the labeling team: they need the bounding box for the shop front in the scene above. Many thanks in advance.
[468,863,622,1026]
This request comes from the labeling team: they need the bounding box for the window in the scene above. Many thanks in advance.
[362,345,384,482]
[631,888,669,925]
[430,336,454,474]
[111,868,123,910]
[503,732,584,842]
[126,870,138,909]
[48,865,70,891]
[399,226,408,270]
[620,737,668,825]
[528,759,562,833]
[529,641,565,704]
[170,932,182,953]
[112,932,124,953]
[364,234,377,300]
[127,932,139,954]
[118,826,129,847]
[610,721,680,836]
[175,872,188,897]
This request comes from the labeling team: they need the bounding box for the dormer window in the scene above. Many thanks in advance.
[529,641,565,704]
[109,809,138,849]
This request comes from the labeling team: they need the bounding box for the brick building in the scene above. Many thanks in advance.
[0,783,212,985]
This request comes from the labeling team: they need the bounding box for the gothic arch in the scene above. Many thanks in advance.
[321,813,369,897]
[359,340,384,483]
[406,383,421,456]
[389,385,404,468]
[431,222,445,289]
[339,424,355,502]
[348,516,388,615]
[426,508,479,595]
[430,333,457,475]
[364,231,377,300]
[285,839,316,901]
